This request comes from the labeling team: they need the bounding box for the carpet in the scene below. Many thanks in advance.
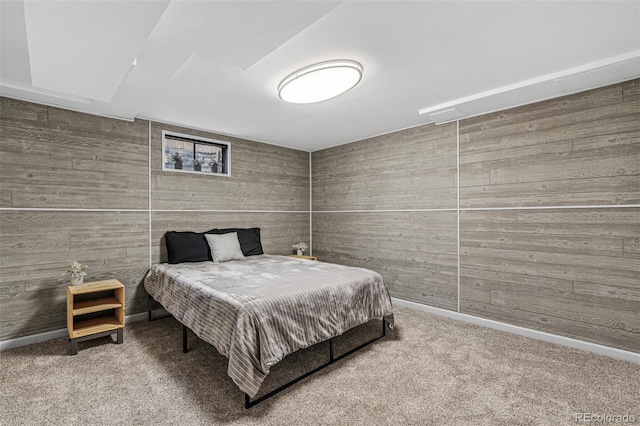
[0,306,637,425]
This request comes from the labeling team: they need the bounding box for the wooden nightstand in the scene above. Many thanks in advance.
[288,255,317,261]
[67,279,125,355]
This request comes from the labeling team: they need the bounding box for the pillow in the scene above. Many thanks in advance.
[207,228,264,256]
[205,233,245,263]
[165,231,210,264]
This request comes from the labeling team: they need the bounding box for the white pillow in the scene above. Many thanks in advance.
[205,233,245,263]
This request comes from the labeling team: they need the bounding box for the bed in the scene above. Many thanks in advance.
[144,254,394,405]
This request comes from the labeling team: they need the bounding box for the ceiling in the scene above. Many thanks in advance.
[1,1,639,152]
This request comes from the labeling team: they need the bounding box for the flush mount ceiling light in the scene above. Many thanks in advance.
[278,60,363,104]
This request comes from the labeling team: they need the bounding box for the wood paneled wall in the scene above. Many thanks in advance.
[312,123,457,210]
[313,212,458,310]
[312,80,639,352]
[312,123,458,310]
[0,211,149,338]
[0,97,149,209]
[0,98,310,341]
[459,81,639,208]
[150,122,309,211]
[460,209,639,352]
[459,81,640,352]
[152,212,309,264]
[1,97,150,340]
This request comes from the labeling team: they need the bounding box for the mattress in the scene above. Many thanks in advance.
[144,254,394,397]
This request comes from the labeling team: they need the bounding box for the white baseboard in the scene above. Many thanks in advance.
[0,311,150,351]
[3,301,638,364]
[392,297,640,364]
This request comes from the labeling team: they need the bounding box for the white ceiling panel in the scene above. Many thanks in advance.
[0,0,31,86]
[23,0,170,102]
[2,1,639,151]
[146,1,340,70]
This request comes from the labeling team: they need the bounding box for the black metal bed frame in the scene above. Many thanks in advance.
[148,294,387,409]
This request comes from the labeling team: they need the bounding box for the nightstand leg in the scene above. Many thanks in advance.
[116,328,123,344]
[70,339,78,356]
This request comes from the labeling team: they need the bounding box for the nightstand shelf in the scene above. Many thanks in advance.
[71,316,122,339]
[288,255,317,261]
[72,297,122,316]
[67,279,125,355]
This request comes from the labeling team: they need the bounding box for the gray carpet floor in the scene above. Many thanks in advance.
[0,305,638,426]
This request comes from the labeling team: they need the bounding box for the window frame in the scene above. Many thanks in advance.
[161,130,231,177]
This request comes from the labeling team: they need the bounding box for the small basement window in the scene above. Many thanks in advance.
[162,130,230,176]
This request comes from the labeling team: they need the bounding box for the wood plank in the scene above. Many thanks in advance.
[0,164,136,189]
[9,186,147,209]
[313,186,456,211]
[1,123,149,156]
[573,281,640,303]
[1,314,66,340]
[461,230,623,257]
[460,175,640,208]
[468,246,639,273]
[47,107,149,142]
[461,254,638,288]
[460,100,637,152]
[460,139,573,166]
[460,300,639,353]
[489,289,639,332]
[489,154,639,185]
[622,79,640,103]
[461,276,574,305]
[0,96,48,122]
[516,209,639,226]
[571,129,640,151]
[460,83,623,134]
[623,237,640,259]
[460,267,573,292]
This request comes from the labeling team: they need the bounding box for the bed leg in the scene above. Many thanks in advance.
[245,394,251,409]
[329,338,335,363]
[148,294,153,322]
[382,318,386,336]
[182,325,188,353]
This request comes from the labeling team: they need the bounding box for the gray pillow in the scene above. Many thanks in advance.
[205,232,245,263]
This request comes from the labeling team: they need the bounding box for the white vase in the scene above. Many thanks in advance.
[297,249,303,256]
[70,276,84,286]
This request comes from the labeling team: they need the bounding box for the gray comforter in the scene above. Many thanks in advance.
[144,255,394,397]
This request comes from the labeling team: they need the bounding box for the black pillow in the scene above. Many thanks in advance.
[207,228,264,256]
[165,231,210,264]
